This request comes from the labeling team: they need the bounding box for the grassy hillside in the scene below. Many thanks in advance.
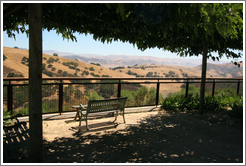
[3,47,132,78]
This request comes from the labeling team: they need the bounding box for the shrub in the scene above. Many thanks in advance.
[102,75,110,77]
[3,110,12,126]
[58,69,62,73]
[74,89,83,99]
[85,90,102,101]
[62,71,68,76]
[47,64,53,68]
[81,70,89,76]
[69,65,76,69]
[42,63,46,70]
[62,62,69,66]
[90,73,100,77]
[7,72,16,77]
[43,70,53,77]
[3,54,7,61]
[90,62,101,66]
[89,67,95,71]
[51,67,56,71]
[161,93,243,113]
[47,57,56,63]
[21,56,28,62]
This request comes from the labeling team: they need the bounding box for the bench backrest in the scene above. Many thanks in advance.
[3,121,29,145]
[87,97,127,114]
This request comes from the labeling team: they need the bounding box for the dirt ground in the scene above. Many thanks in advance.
[16,108,243,163]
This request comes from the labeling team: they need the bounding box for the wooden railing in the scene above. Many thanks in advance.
[3,77,243,115]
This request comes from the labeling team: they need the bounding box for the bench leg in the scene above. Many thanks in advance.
[79,114,82,126]
[114,111,118,121]
[122,110,126,123]
[86,116,89,130]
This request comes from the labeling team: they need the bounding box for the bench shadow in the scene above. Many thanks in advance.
[10,112,243,163]
[70,121,119,134]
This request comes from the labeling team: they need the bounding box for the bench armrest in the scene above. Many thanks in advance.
[80,104,86,110]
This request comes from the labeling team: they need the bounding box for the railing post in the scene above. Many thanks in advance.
[117,79,121,98]
[237,80,240,95]
[212,79,215,97]
[7,81,13,115]
[185,79,189,97]
[156,79,160,106]
[59,80,63,115]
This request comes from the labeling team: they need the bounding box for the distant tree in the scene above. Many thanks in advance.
[53,53,58,56]
[89,67,95,71]
[21,56,28,61]
[13,46,18,49]
[47,57,56,63]
[90,62,101,66]
[42,63,46,70]
[74,89,83,99]
[69,65,76,69]
[3,54,7,61]
[47,64,53,68]
[7,72,15,77]
[146,72,153,77]
[62,71,68,76]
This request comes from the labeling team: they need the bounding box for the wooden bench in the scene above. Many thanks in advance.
[3,114,29,162]
[78,97,128,130]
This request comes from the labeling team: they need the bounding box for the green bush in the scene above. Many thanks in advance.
[47,57,56,63]
[89,67,95,71]
[47,64,53,68]
[42,63,46,70]
[85,90,102,101]
[62,71,68,76]
[161,93,243,115]
[3,110,12,126]
[74,89,83,99]
[69,65,76,69]
[7,72,24,77]
[3,54,7,61]
[43,70,53,77]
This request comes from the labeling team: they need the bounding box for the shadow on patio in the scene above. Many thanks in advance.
[37,111,243,163]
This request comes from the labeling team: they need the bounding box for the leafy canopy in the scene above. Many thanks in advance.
[4,3,243,63]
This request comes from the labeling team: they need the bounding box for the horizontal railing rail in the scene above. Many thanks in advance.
[3,77,243,116]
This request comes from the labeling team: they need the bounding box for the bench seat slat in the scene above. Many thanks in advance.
[78,97,127,130]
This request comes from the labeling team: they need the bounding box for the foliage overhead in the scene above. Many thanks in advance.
[4,3,243,64]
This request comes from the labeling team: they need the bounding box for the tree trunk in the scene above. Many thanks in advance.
[199,45,208,114]
[28,3,43,162]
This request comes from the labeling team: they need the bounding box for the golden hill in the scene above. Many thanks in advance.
[3,47,133,78]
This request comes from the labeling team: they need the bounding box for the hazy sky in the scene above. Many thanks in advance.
[2,26,243,63]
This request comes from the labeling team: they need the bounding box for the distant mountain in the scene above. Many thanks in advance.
[57,54,232,68]
[194,62,243,77]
